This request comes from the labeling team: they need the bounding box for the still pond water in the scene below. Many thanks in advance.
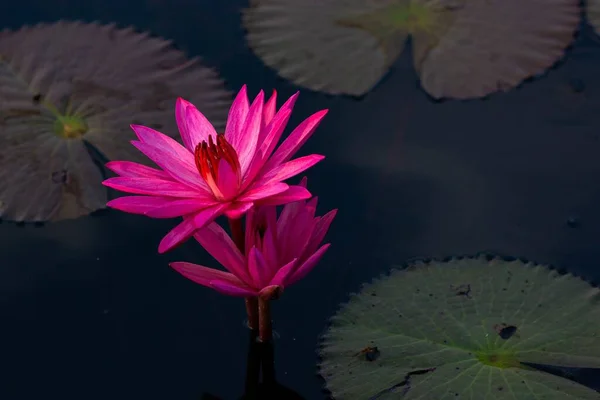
[2,0,600,399]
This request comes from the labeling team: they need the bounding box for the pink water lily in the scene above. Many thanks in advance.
[103,86,328,253]
[170,178,337,298]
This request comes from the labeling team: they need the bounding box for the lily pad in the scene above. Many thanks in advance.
[417,0,580,99]
[243,0,416,96]
[243,0,579,99]
[318,255,600,399]
[587,0,600,36]
[0,21,231,222]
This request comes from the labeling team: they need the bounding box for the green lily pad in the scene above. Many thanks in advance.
[243,0,579,99]
[587,0,600,36]
[318,255,600,399]
[0,21,231,222]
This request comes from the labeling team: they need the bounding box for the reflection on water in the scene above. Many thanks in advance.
[203,330,306,400]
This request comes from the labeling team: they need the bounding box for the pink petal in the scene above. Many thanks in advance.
[176,98,192,150]
[241,107,293,188]
[285,244,331,286]
[261,224,279,268]
[210,280,258,297]
[279,206,315,263]
[306,209,337,255]
[130,125,209,191]
[106,196,172,214]
[269,258,298,287]
[105,161,171,180]
[131,125,194,165]
[255,185,311,206]
[158,203,228,253]
[103,177,200,197]
[183,102,218,149]
[238,182,289,202]
[260,92,299,162]
[170,261,243,287]
[223,202,254,219]
[248,247,271,289]
[262,109,328,172]
[158,218,198,254]
[277,199,305,240]
[176,98,218,151]
[298,176,308,188]
[131,141,208,192]
[216,159,240,200]
[193,222,253,285]
[306,196,318,211]
[236,91,264,176]
[144,199,215,218]
[224,85,249,146]
[261,90,277,132]
[244,207,257,256]
[191,202,230,230]
[259,155,325,186]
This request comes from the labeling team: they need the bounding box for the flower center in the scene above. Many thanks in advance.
[194,134,241,199]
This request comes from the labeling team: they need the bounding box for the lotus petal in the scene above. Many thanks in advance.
[0,21,231,222]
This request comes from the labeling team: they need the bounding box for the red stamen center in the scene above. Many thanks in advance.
[194,134,241,198]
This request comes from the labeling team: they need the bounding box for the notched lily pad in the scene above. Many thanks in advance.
[243,0,415,96]
[0,21,231,222]
[418,0,580,100]
[243,0,579,99]
[587,0,600,36]
[318,255,600,399]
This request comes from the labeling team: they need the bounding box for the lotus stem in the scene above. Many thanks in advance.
[228,217,259,331]
[245,297,259,331]
[258,297,272,343]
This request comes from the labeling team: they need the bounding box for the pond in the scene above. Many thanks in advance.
[2,0,600,399]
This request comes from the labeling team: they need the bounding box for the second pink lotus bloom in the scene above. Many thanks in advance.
[170,178,337,298]
[103,86,327,253]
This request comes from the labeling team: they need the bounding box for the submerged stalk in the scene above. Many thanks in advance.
[245,297,259,331]
[258,298,272,343]
[228,217,259,331]
[244,329,260,399]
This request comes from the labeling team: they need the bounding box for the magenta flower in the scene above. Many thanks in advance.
[170,178,337,298]
[103,86,328,253]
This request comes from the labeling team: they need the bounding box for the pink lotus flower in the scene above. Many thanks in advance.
[170,178,337,298]
[103,86,328,253]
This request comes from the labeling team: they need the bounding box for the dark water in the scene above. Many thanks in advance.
[2,0,600,399]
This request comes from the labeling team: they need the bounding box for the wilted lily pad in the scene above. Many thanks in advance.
[243,0,579,99]
[0,21,231,222]
[319,256,600,399]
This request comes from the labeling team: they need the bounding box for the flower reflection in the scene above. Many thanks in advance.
[202,330,305,400]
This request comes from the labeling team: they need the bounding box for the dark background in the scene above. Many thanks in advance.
[1,0,600,399]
